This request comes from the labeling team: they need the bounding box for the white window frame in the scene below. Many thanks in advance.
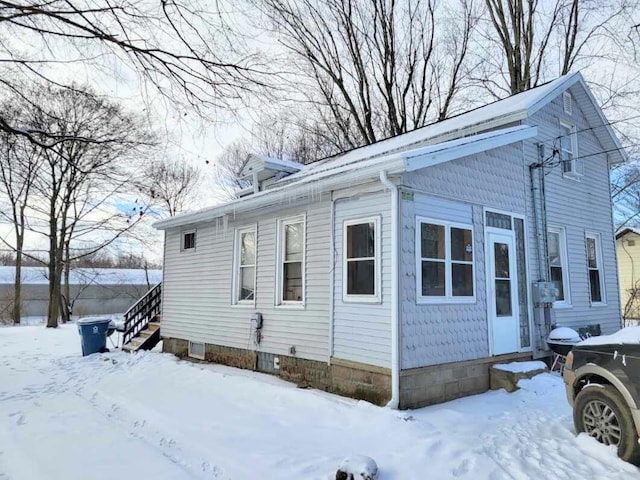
[560,121,580,179]
[276,214,306,307]
[181,229,196,252]
[547,226,571,307]
[232,225,257,306]
[586,232,606,306]
[188,341,205,360]
[416,216,475,304]
[343,216,381,303]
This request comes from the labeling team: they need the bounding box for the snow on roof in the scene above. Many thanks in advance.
[0,267,162,286]
[252,154,303,172]
[578,326,640,346]
[154,72,624,231]
[616,227,640,240]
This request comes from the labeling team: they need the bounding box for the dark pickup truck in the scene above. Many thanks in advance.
[563,329,640,465]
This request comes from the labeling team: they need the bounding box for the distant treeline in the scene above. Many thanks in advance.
[0,250,161,270]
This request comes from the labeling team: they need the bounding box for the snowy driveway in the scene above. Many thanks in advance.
[0,325,638,480]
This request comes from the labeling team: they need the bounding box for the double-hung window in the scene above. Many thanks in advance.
[343,217,380,302]
[560,122,579,176]
[277,215,305,305]
[416,218,474,303]
[233,226,256,304]
[586,233,605,305]
[547,226,570,305]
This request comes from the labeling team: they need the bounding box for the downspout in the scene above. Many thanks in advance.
[380,171,399,409]
[328,193,336,361]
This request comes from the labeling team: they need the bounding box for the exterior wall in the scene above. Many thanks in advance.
[332,189,392,368]
[400,141,529,369]
[0,283,150,319]
[162,337,391,406]
[617,232,640,321]
[162,195,332,363]
[526,87,621,334]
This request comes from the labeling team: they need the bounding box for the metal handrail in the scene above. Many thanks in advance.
[123,282,162,345]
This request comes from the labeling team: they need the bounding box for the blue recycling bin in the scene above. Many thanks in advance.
[77,317,112,356]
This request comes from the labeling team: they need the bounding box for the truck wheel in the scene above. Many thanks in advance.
[574,385,640,466]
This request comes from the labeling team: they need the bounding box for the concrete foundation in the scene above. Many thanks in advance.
[399,352,533,409]
[162,337,392,406]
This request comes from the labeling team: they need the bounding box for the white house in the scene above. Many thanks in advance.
[152,72,624,408]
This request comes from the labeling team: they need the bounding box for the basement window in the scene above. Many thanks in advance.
[188,341,205,360]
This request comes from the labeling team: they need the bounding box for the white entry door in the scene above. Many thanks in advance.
[487,231,519,355]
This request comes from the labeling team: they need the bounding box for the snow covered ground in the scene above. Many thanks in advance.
[0,325,638,480]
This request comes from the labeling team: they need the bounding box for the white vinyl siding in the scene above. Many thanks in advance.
[161,198,331,363]
[333,190,391,368]
[343,216,381,303]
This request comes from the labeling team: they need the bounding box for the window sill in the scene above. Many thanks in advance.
[552,302,572,309]
[231,302,256,308]
[590,302,607,308]
[416,297,476,305]
[562,172,582,182]
[275,303,306,310]
[343,295,381,304]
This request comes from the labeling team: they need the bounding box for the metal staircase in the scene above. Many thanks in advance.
[122,282,162,352]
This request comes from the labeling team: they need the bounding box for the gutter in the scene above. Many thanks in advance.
[380,170,400,409]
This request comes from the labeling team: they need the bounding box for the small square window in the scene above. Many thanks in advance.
[182,230,196,251]
[188,341,205,359]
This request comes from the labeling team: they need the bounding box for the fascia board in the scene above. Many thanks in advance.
[402,125,538,172]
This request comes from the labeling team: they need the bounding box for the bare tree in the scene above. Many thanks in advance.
[250,0,478,148]
[0,0,267,144]
[0,103,43,324]
[142,156,202,217]
[17,84,154,327]
[482,0,639,95]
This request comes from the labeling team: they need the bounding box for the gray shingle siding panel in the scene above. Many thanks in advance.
[525,90,621,334]
[162,196,331,362]
[333,190,392,368]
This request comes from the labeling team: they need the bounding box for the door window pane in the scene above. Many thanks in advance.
[495,279,512,316]
[486,211,512,230]
[494,243,510,278]
[421,223,445,259]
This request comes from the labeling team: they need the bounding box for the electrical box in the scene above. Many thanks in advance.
[251,312,263,330]
[532,281,558,305]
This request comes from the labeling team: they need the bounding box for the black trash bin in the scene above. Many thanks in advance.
[77,317,112,356]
